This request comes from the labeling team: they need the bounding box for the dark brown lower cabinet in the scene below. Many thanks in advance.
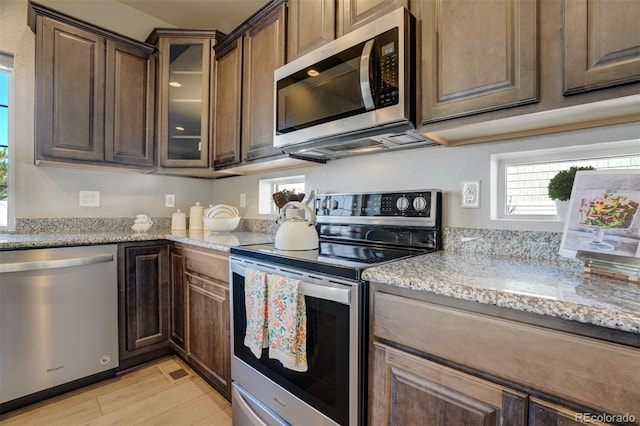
[369,287,639,426]
[529,398,614,426]
[186,271,230,397]
[118,242,170,368]
[173,245,231,400]
[370,343,527,425]
[168,245,186,357]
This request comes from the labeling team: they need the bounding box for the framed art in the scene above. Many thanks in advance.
[559,169,640,259]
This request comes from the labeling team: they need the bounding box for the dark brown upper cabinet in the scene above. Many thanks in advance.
[30,3,156,171]
[338,0,408,36]
[563,0,640,95]
[418,0,538,124]
[148,29,225,176]
[287,0,336,60]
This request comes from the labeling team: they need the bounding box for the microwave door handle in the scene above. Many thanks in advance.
[359,39,376,111]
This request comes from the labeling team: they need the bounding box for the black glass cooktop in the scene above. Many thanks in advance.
[230,241,430,281]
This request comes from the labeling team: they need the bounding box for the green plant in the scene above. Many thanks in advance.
[547,166,595,201]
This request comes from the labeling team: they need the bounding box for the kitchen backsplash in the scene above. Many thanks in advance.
[11,217,572,264]
[444,227,574,263]
[13,217,172,234]
[11,217,278,235]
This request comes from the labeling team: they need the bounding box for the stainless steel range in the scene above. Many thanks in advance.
[229,190,441,425]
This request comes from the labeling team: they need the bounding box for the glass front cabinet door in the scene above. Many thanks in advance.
[150,30,220,169]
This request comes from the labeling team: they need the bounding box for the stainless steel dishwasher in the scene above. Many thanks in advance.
[0,244,119,410]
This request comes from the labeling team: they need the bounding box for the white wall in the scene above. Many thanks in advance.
[2,0,638,231]
[212,122,640,233]
[1,0,215,220]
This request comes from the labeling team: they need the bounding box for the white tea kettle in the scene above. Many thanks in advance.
[275,201,319,251]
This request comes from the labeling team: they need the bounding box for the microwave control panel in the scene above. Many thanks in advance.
[377,28,400,108]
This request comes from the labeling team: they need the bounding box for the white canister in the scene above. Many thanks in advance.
[171,209,186,231]
[189,202,204,230]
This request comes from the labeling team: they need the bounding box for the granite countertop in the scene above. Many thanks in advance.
[0,231,274,252]
[362,250,640,334]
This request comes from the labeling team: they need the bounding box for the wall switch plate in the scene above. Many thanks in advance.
[240,193,247,208]
[462,181,480,208]
[165,194,175,208]
[79,190,100,207]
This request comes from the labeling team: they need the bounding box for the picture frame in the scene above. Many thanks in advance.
[559,169,640,259]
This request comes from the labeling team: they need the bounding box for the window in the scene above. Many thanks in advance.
[491,140,640,221]
[258,175,305,214]
[0,52,13,230]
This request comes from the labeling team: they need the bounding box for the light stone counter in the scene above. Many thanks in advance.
[362,251,640,334]
[0,231,274,252]
[165,231,274,252]
[0,217,275,251]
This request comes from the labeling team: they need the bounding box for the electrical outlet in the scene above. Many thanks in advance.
[165,194,175,208]
[79,190,100,207]
[462,181,480,208]
[240,193,247,208]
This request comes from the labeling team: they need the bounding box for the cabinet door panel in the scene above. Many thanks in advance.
[370,343,527,425]
[213,39,243,168]
[338,0,407,36]
[187,272,230,398]
[287,0,335,60]
[241,6,286,162]
[120,244,169,356]
[36,17,105,161]
[420,0,537,123]
[563,0,640,94]
[158,38,211,168]
[105,40,155,167]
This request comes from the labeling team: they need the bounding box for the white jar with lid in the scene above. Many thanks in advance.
[171,209,186,231]
[189,202,204,230]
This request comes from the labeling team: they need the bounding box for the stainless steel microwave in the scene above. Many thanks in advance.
[273,8,436,161]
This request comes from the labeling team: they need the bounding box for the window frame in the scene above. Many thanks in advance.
[490,140,640,222]
[258,175,306,215]
[0,52,14,231]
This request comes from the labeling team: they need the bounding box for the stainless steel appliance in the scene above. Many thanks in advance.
[230,190,442,425]
[0,244,119,412]
[273,8,436,161]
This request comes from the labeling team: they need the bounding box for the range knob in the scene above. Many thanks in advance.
[329,199,339,210]
[413,196,428,211]
[396,196,410,212]
[318,199,327,210]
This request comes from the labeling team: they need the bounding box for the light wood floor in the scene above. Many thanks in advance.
[0,356,232,426]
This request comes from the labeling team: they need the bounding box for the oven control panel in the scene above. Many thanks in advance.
[315,190,441,226]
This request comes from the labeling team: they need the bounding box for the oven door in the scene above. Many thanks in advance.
[229,256,363,426]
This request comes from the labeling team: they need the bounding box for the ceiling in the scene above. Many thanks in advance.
[116,0,269,34]
[35,0,270,40]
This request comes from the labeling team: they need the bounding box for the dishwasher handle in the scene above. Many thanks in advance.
[0,253,114,274]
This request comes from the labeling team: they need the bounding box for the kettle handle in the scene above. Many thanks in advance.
[280,201,317,226]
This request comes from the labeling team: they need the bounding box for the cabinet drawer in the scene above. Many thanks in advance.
[186,272,228,301]
[372,291,640,417]
[183,247,229,283]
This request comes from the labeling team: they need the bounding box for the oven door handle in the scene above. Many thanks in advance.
[301,282,350,305]
[231,260,352,305]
